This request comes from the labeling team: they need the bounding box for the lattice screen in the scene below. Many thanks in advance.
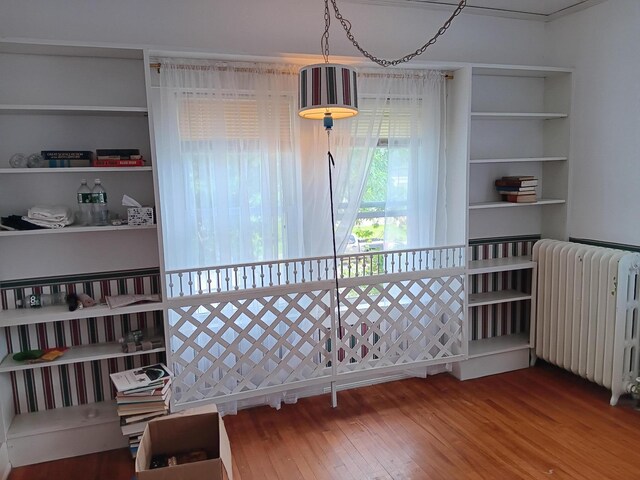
[337,276,464,373]
[168,287,333,405]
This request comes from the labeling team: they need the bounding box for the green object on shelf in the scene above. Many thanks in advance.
[12,350,43,362]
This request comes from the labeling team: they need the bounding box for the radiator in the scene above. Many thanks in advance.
[532,239,640,405]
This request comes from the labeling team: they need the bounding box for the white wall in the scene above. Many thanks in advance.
[545,0,640,246]
[0,0,546,65]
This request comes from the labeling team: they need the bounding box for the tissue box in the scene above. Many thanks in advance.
[128,207,154,226]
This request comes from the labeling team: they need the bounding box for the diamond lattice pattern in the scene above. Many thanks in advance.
[168,289,333,405]
[336,276,464,372]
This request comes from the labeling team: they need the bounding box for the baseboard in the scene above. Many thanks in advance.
[451,348,530,380]
[0,442,10,480]
[7,420,127,467]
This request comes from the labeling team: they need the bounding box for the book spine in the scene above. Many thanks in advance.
[93,159,145,167]
[46,159,92,168]
[41,151,94,160]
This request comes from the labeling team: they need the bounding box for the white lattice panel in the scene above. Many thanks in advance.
[168,288,333,407]
[337,276,464,373]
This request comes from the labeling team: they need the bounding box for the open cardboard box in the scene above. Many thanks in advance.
[135,404,232,480]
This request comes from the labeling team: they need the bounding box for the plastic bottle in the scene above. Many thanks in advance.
[76,179,92,226]
[91,178,109,226]
[17,292,67,308]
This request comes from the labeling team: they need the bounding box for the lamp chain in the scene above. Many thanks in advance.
[326,0,467,67]
[322,0,331,63]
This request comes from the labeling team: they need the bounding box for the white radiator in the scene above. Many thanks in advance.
[532,239,640,405]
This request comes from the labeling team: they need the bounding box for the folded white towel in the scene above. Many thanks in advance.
[28,205,74,222]
[22,216,73,229]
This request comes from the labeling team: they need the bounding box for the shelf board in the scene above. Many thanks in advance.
[0,105,148,116]
[0,224,156,237]
[7,400,119,439]
[0,302,163,327]
[0,344,166,373]
[469,157,567,164]
[468,333,531,358]
[471,112,568,120]
[468,289,532,307]
[0,167,152,174]
[468,256,535,274]
[469,199,566,209]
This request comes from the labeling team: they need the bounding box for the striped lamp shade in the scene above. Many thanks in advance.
[298,63,358,120]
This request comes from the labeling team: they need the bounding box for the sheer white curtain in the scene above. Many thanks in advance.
[302,69,448,255]
[153,59,303,271]
[153,59,448,271]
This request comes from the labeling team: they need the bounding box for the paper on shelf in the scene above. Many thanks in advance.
[122,194,142,208]
[106,294,161,309]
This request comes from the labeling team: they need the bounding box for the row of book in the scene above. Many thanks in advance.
[495,176,538,203]
[41,149,145,168]
[109,363,173,459]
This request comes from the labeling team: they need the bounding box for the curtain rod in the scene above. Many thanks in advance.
[148,62,454,79]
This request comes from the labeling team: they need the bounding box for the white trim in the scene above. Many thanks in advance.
[0,443,9,480]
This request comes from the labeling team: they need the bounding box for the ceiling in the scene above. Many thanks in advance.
[349,0,608,21]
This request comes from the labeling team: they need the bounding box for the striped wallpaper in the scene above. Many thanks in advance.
[1,269,165,414]
[469,236,539,341]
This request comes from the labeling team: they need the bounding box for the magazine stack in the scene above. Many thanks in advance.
[109,363,173,459]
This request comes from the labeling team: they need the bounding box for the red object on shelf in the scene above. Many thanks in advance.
[93,158,145,167]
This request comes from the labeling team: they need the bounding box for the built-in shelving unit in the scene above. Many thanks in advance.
[468,290,532,307]
[467,65,571,240]
[0,40,163,467]
[468,332,530,358]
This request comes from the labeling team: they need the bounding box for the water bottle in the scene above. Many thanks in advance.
[76,179,92,225]
[91,179,109,226]
[17,292,67,308]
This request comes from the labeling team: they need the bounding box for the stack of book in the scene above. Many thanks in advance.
[495,176,538,203]
[94,149,145,167]
[109,363,173,459]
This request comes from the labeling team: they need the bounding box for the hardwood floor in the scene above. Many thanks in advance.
[9,363,640,480]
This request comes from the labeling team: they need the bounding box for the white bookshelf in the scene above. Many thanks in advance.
[468,289,532,307]
[468,332,531,358]
[0,105,148,115]
[469,199,566,210]
[0,167,152,174]
[0,224,156,237]
[471,112,567,120]
[468,256,535,274]
[0,302,163,327]
[469,157,567,164]
[0,343,166,373]
[0,40,162,466]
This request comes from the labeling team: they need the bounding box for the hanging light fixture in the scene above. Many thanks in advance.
[297,0,467,344]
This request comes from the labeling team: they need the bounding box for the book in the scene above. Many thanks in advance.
[495,179,538,187]
[121,409,168,425]
[109,363,173,393]
[495,186,536,192]
[506,194,537,203]
[45,159,92,168]
[96,149,140,157]
[498,190,537,196]
[117,380,171,399]
[96,154,143,160]
[117,389,170,405]
[501,176,536,180]
[41,150,94,160]
[93,158,145,167]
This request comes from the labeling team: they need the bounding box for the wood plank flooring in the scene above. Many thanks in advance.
[9,363,640,480]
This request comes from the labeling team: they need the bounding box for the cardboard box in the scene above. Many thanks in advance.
[135,405,232,480]
[128,207,154,226]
